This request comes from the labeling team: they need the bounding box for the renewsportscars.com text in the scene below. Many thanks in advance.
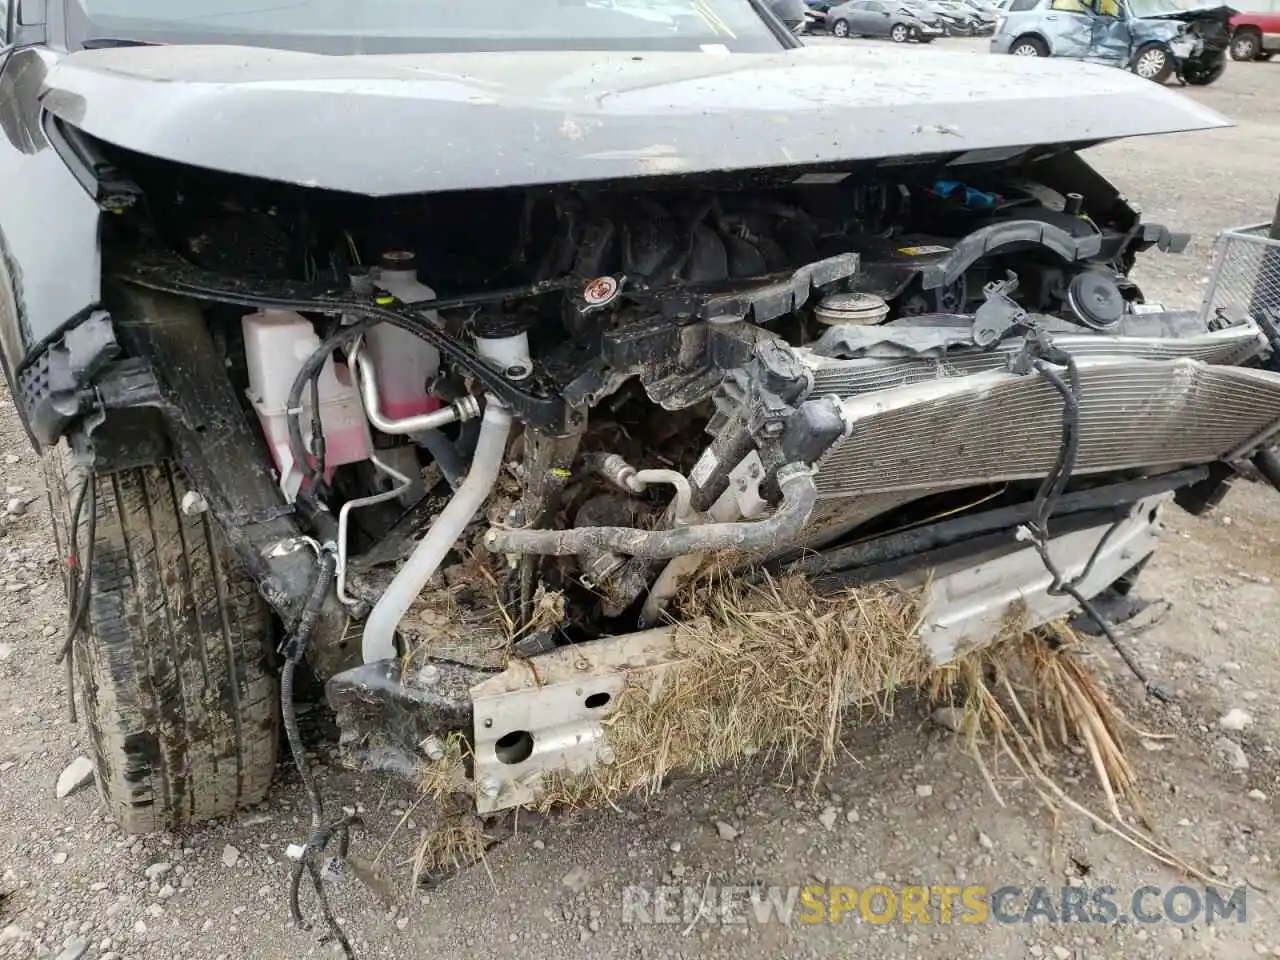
[620,884,1248,927]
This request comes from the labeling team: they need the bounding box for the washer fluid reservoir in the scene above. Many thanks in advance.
[367,251,442,421]
[241,309,371,500]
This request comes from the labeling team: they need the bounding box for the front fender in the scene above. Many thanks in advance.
[0,47,104,446]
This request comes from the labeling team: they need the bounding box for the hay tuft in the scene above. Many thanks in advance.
[410,568,1218,888]
[419,731,472,801]
[532,570,932,810]
[411,797,494,890]
[529,572,1160,848]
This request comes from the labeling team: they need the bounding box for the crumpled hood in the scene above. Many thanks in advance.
[1138,2,1235,20]
[39,43,1231,197]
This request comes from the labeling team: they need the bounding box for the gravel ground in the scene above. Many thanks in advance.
[2,40,1280,960]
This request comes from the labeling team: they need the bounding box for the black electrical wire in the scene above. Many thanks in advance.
[308,371,327,494]
[1023,349,1174,702]
[56,471,98,669]
[280,550,361,959]
[284,318,379,501]
[56,473,90,722]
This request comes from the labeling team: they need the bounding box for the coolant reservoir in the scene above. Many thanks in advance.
[367,251,442,420]
[241,309,372,499]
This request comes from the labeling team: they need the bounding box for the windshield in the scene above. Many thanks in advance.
[1126,0,1203,12]
[72,0,790,54]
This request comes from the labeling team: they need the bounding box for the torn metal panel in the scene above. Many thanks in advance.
[468,502,1165,813]
[327,658,492,780]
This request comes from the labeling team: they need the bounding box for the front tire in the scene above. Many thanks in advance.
[1010,36,1048,56]
[1132,43,1174,82]
[891,23,910,42]
[1230,29,1261,61]
[1181,54,1226,85]
[831,18,850,36]
[45,451,279,834]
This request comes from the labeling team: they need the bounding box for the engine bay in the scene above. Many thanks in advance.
[81,140,1278,677]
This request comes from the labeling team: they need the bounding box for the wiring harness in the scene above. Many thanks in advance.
[280,548,362,958]
[1012,330,1175,702]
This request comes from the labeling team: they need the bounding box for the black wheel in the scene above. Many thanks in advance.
[1132,43,1174,82]
[1230,29,1261,61]
[890,22,910,42]
[1181,54,1226,85]
[45,450,279,834]
[831,17,850,36]
[1010,36,1048,56]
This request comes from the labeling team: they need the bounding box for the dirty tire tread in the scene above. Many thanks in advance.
[44,448,277,834]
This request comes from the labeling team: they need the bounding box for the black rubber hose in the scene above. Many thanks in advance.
[1253,446,1280,493]
[484,465,817,560]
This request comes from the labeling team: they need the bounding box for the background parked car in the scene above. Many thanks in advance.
[821,0,946,39]
[913,0,988,32]
[955,0,1002,31]
[930,0,997,32]
[1228,0,1279,59]
[804,0,839,27]
[991,0,1230,85]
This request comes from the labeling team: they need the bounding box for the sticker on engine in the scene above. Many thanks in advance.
[690,448,719,487]
[897,244,951,256]
[1129,302,1167,315]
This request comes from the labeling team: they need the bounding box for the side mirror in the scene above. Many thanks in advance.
[17,0,48,27]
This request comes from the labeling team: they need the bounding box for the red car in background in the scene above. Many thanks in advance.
[1230,0,1280,59]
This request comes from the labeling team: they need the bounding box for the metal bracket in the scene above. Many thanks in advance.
[470,628,683,813]
[972,271,1031,348]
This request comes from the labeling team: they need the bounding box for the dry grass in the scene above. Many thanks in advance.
[412,569,1213,885]
[411,798,494,890]
[419,731,471,801]
[531,571,950,810]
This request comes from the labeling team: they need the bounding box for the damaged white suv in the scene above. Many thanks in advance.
[3,0,1278,869]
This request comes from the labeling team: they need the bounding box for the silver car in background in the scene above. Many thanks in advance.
[823,0,947,39]
[990,0,1231,84]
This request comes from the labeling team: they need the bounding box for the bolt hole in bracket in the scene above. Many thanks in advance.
[468,628,681,812]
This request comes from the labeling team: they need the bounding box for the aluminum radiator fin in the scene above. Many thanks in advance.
[813,359,1280,499]
[803,327,1266,397]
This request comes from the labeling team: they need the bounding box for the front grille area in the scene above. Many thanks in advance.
[813,358,1280,499]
